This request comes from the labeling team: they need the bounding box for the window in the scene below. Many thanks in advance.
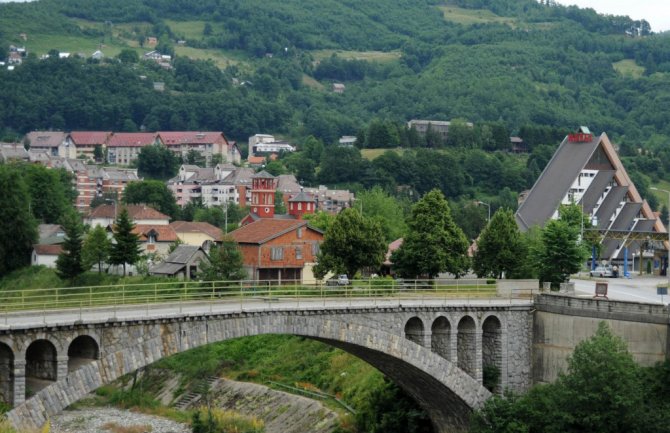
[296,247,303,260]
[271,247,283,260]
[297,227,303,238]
[311,243,320,256]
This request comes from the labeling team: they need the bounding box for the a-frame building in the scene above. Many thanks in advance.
[515,127,667,274]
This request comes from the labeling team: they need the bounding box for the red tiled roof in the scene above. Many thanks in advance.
[69,131,111,145]
[384,238,403,265]
[89,204,170,221]
[33,244,63,255]
[170,221,223,241]
[132,224,179,242]
[158,131,226,146]
[247,156,266,164]
[229,219,312,244]
[107,133,157,147]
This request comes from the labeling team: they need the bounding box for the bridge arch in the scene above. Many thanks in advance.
[8,312,491,433]
[25,339,58,393]
[431,316,451,360]
[457,315,477,378]
[482,315,502,392]
[404,316,425,346]
[0,342,13,405]
[67,335,100,373]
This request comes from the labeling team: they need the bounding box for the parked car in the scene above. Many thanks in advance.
[326,274,350,286]
[590,265,613,278]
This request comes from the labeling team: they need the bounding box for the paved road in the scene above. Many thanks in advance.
[0,297,532,329]
[572,274,670,304]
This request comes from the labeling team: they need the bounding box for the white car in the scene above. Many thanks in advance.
[590,265,613,278]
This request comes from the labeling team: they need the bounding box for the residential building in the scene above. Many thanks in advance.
[132,224,179,257]
[407,119,473,143]
[338,136,357,147]
[0,143,29,163]
[304,185,355,214]
[229,219,324,283]
[333,83,345,93]
[170,221,223,249]
[248,134,296,155]
[149,245,209,280]
[31,245,62,268]
[158,131,241,166]
[168,164,253,208]
[106,133,159,165]
[86,204,170,228]
[515,126,666,273]
[24,131,72,158]
[67,131,110,161]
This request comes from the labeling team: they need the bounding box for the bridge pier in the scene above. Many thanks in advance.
[13,360,25,407]
[475,328,483,384]
[56,356,68,381]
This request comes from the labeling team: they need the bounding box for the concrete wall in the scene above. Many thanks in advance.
[532,294,669,383]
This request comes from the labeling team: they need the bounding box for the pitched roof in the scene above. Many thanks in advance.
[25,131,66,148]
[158,131,226,145]
[289,190,315,203]
[132,224,179,242]
[247,155,266,165]
[69,131,111,145]
[89,204,170,221]
[170,221,223,241]
[251,170,275,179]
[107,133,157,147]
[33,244,63,255]
[229,219,316,244]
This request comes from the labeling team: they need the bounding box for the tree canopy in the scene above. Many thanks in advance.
[314,208,387,278]
[473,209,525,279]
[392,190,470,278]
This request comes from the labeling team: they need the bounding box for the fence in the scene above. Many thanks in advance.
[0,278,511,314]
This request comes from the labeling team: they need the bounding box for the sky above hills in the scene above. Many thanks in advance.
[567,0,669,32]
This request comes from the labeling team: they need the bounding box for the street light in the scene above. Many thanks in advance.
[476,200,490,224]
[650,187,670,289]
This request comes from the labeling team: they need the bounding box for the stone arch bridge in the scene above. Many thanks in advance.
[1,299,533,432]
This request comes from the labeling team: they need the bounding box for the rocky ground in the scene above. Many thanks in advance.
[50,407,190,433]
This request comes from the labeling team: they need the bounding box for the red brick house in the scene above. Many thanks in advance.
[229,219,323,283]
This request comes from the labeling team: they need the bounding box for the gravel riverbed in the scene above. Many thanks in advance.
[50,407,190,433]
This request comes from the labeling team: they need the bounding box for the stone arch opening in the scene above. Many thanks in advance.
[457,316,477,378]
[67,335,99,373]
[404,317,425,346]
[431,316,451,360]
[0,343,14,405]
[25,339,58,397]
[482,315,502,393]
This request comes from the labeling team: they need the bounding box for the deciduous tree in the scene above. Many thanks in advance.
[473,209,526,279]
[123,180,179,220]
[0,165,37,276]
[392,189,469,278]
[314,208,386,278]
[199,236,246,281]
[82,224,111,274]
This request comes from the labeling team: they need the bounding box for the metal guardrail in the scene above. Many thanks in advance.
[266,381,356,414]
[0,279,504,314]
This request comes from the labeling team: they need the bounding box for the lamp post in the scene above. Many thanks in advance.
[651,187,670,288]
[477,200,491,224]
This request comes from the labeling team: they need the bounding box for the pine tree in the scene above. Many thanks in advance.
[56,211,85,281]
[109,208,142,276]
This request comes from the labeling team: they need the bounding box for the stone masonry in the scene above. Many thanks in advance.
[3,303,533,433]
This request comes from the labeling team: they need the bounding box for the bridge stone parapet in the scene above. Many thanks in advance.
[2,301,533,433]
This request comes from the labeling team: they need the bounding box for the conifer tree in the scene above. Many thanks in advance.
[109,208,142,276]
[199,236,246,282]
[56,211,85,281]
[473,208,526,279]
[82,224,112,274]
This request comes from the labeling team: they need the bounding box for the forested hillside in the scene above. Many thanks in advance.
[2,0,670,208]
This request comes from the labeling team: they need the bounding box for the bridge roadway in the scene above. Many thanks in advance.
[2,295,534,433]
